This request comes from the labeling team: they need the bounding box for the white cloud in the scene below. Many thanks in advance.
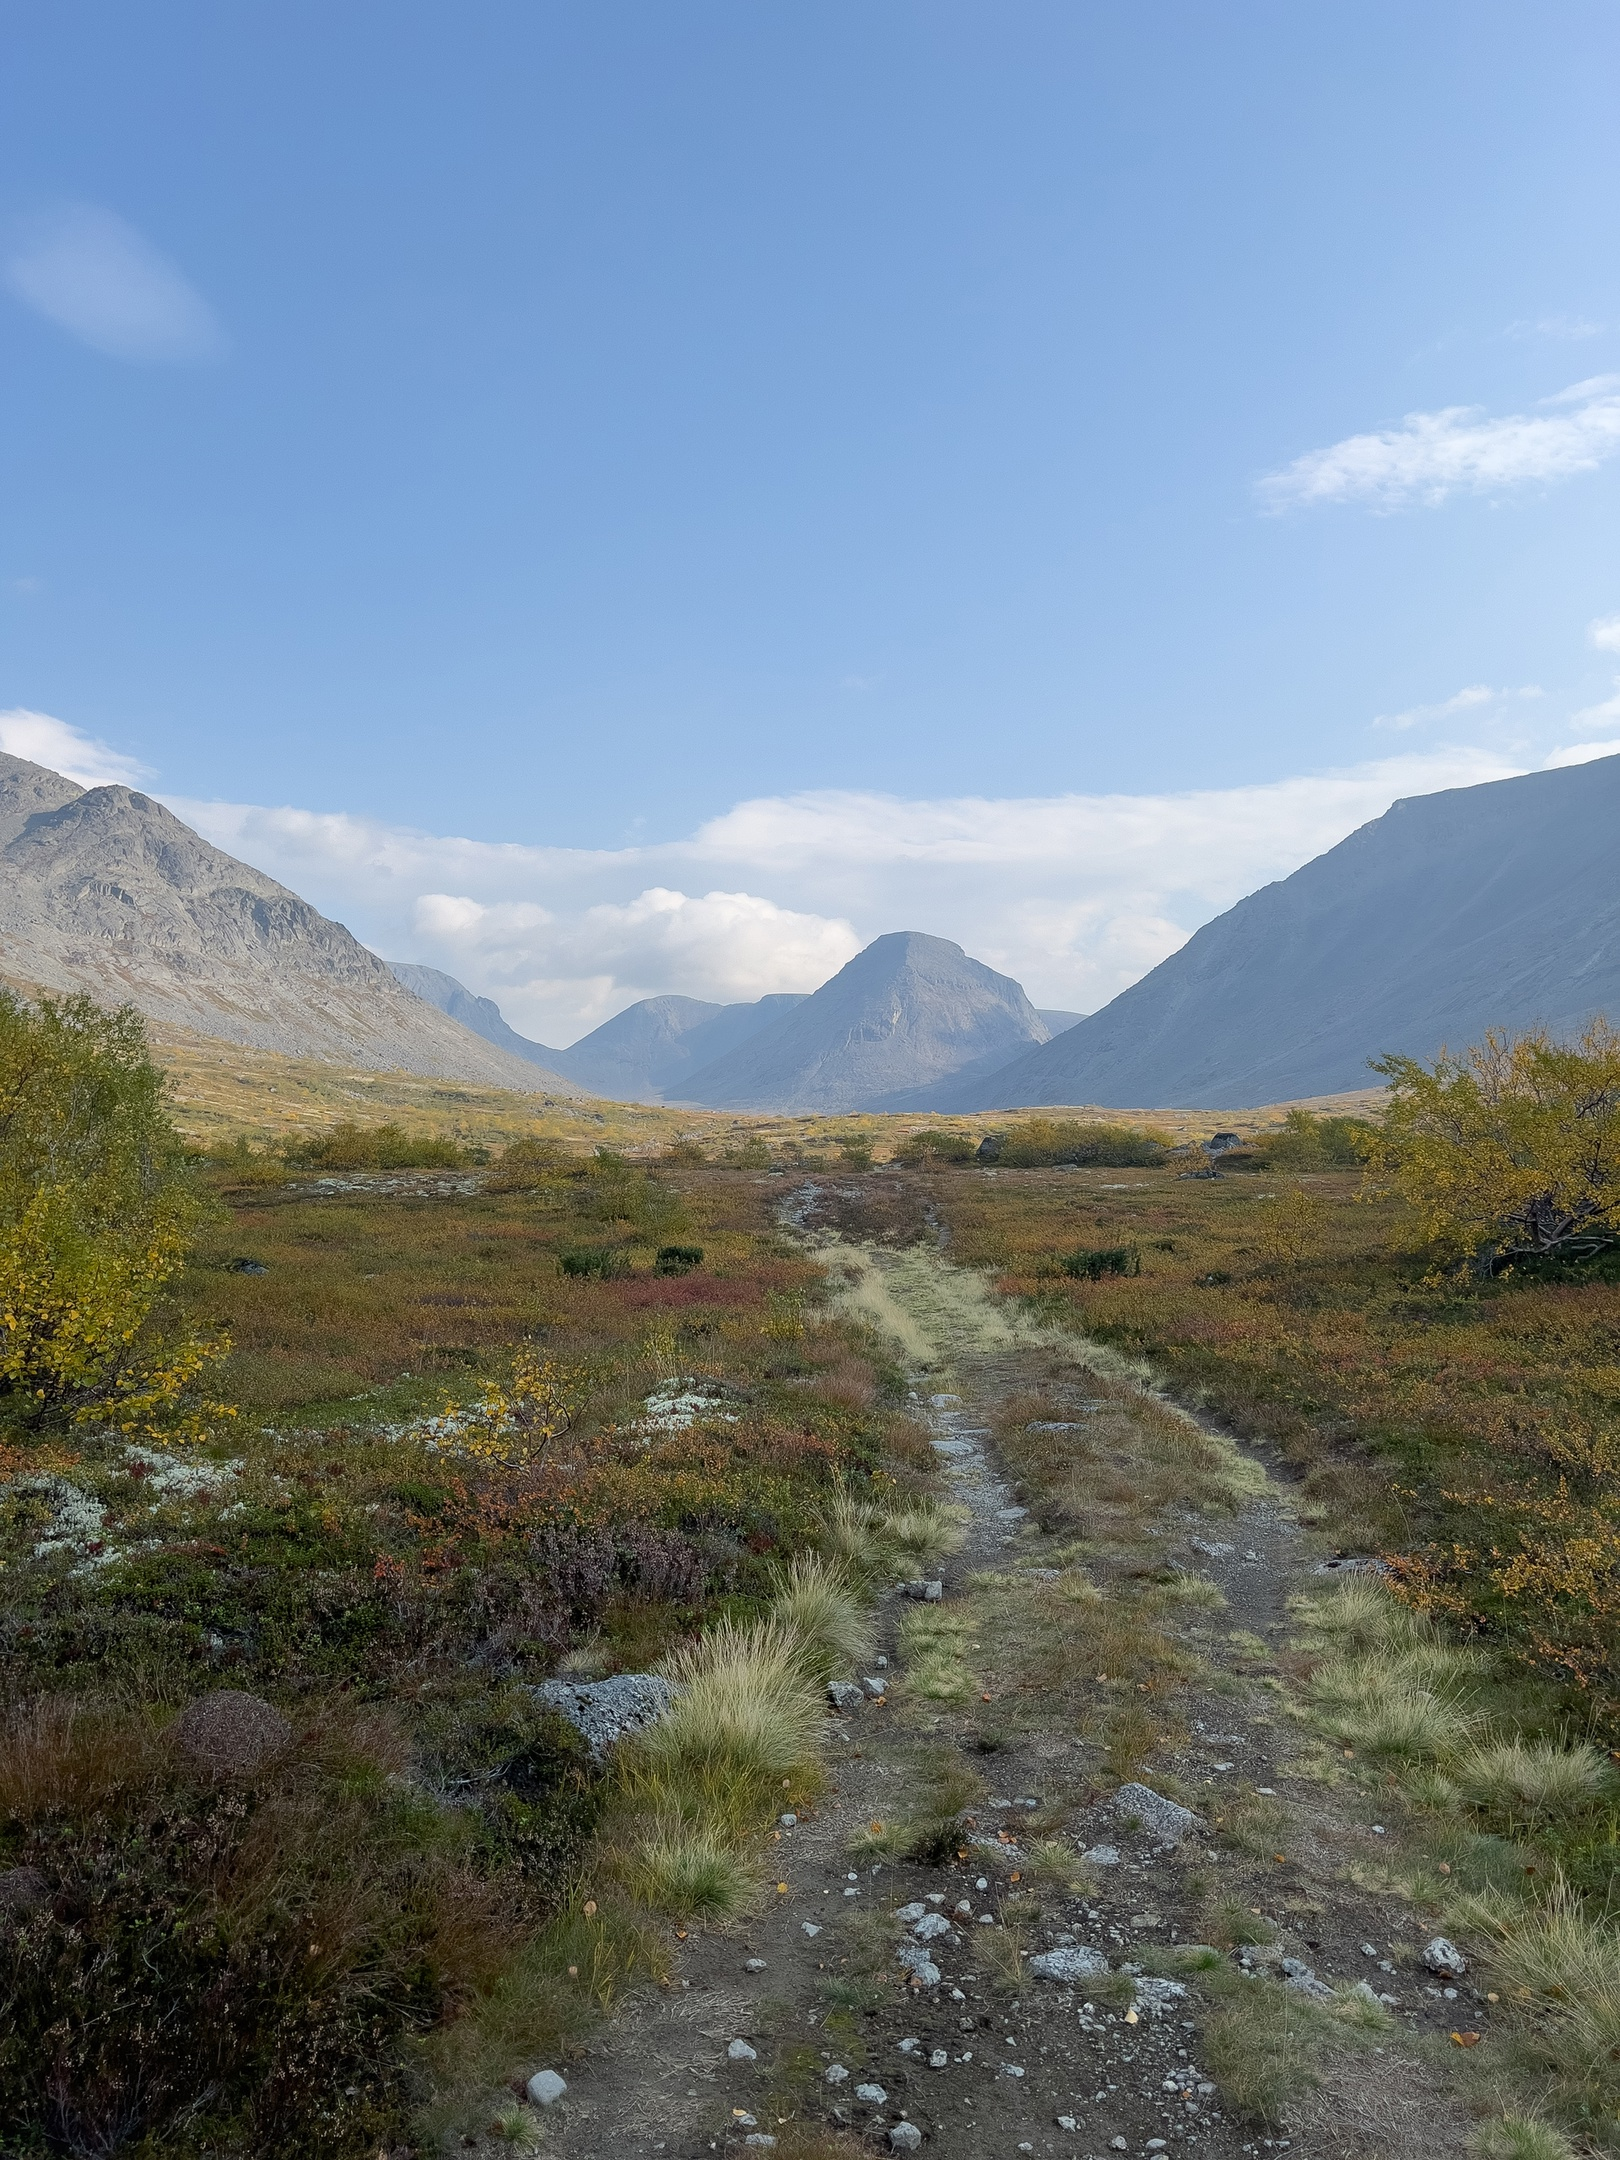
[3,203,224,363]
[0,708,151,787]
[1545,737,1620,768]
[1258,376,1620,511]
[163,742,1524,1042]
[1589,614,1620,654]
[1504,315,1602,341]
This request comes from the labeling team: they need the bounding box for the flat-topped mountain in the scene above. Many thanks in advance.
[0,754,581,1092]
[678,930,1050,1112]
[958,752,1620,1110]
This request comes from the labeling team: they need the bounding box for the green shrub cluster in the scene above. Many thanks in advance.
[996,1119,1166,1169]
[894,1129,978,1165]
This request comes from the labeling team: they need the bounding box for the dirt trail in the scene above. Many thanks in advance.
[537,1228,1486,2160]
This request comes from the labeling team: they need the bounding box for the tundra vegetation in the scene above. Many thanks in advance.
[0,996,935,2157]
[7,997,1620,2156]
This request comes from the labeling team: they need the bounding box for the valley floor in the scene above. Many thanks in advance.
[529,1222,1491,2160]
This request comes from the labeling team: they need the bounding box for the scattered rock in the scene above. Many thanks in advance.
[1424,1936,1468,1978]
[1189,1538,1235,1558]
[913,1912,953,1941]
[896,1941,941,1986]
[997,1506,1029,1522]
[890,2124,923,2153]
[1056,2117,1078,2132]
[929,2049,948,2068]
[779,1812,797,1826]
[802,1921,822,1937]
[1131,1977,1189,2018]
[532,1673,675,1758]
[828,1680,866,1711]
[825,2065,849,2085]
[1082,1843,1121,1866]
[895,1902,929,1922]
[862,1676,888,1699]
[1029,1946,1110,1983]
[744,2138,777,2151]
[901,1579,944,1600]
[1280,1956,1334,2000]
[0,1865,49,1916]
[171,1691,292,1779]
[745,1957,767,1972]
[727,2038,758,2061]
[1113,1781,1198,1843]
[998,2061,1026,2077]
[855,2083,888,2103]
[526,2069,567,2107]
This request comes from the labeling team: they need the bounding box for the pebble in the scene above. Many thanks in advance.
[827,1681,866,1710]
[526,2070,567,2107]
[901,1579,945,1600]
[998,2062,1026,2078]
[929,2048,948,2068]
[1082,1844,1121,1866]
[863,1677,888,1698]
[854,2082,888,2102]
[745,1957,767,1972]
[890,2125,923,2153]
[913,1912,952,1941]
[896,1901,929,1922]
[826,2065,849,2085]
[779,1812,797,1827]
[1424,1936,1468,1978]
[1057,2118,1078,2132]
[802,1922,822,1936]
[728,2039,758,2061]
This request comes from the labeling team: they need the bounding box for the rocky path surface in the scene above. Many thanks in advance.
[530,1233,1485,2160]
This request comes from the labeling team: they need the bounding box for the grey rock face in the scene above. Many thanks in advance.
[1029,1946,1111,1982]
[677,931,1051,1114]
[1113,1781,1199,1843]
[889,2124,923,2152]
[388,962,563,1067]
[1423,1936,1468,1978]
[951,751,1620,1110]
[0,753,580,1092]
[533,1673,675,1757]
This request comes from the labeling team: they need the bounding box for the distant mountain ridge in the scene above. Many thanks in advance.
[674,931,1050,1112]
[0,753,582,1093]
[954,753,1620,1110]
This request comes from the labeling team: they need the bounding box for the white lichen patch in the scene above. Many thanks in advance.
[632,1379,740,1435]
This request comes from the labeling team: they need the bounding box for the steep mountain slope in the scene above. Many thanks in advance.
[679,931,1049,1112]
[957,753,1620,1110]
[0,754,582,1093]
[545,991,809,1102]
[388,962,565,1067]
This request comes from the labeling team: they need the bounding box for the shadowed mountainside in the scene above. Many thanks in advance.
[952,752,1620,1110]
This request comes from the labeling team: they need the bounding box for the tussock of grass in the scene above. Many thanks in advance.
[1202,1973,1327,2124]
[771,1553,873,1683]
[897,1604,978,1701]
[1308,1664,1479,1758]
[1452,1739,1616,1826]
[1473,2117,1579,2160]
[626,1823,756,1918]
[882,1495,969,1569]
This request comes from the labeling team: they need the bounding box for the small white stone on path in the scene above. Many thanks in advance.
[855,2082,888,2102]
[526,2069,567,2106]
[998,2061,1026,2077]
[913,1912,952,1940]
[1057,2118,1078,2132]
[896,1902,928,1922]
[1424,1936,1468,1978]
[801,1921,821,1936]
[825,2065,849,2084]
[728,2038,758,2061]
[1083,1844,1121,1865]
[745,1957,767,1971]
[890,2126,923,2154]
[779,1812,797,1826]
[929,2048,948,2068]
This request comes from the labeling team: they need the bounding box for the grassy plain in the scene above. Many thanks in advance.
[917,1156,1620,1722]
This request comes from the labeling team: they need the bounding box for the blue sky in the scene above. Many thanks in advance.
[4,3,1620,1040]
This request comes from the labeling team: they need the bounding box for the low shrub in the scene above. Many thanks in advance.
[1059,1245,1141,1281]
[286,1121,469,1171]
[654,1245,704,1275]
[996,1120,1166,1169]
[894,1130,977,1165]
[559,1246,631,1280]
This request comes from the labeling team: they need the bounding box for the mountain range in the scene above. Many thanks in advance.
[959,752,1620,1109]
[0,754,580,1094]
[5,743,1615,1116]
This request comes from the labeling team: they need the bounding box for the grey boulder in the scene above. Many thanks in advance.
[533,1673,675,1758]
[1029,1946,1110,1983]
[1113,1781,1198,1843]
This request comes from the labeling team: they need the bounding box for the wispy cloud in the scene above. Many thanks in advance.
[2,203,224,363]
[1589,613,1620,655]
[1258,376,1620,511]
[0,708,151,788]
[1503,315,1603,341]
[1372,682,1542,731]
